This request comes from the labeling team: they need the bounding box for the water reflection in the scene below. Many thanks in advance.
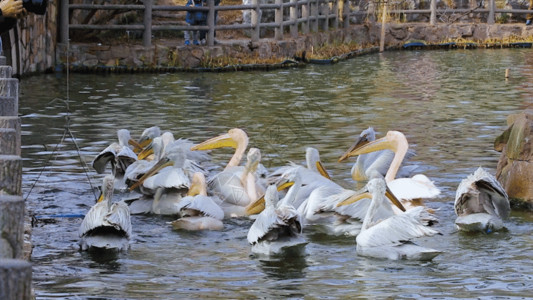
[255,246,308,280]
[20,49,533,299]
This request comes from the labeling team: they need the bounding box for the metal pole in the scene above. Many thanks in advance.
[143,0,153,47]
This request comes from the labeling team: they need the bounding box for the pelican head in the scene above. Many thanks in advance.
[339,131,407,160]
[191,128,249,169]
[245,147,261,173]
[191,128,248,151]
[338,127,377,162]
[337,178,406,212]
[264,184,280,209]
[139,126,161,146]
[99,175,116,208]
[306,147,331,179]
[245,170,295,216]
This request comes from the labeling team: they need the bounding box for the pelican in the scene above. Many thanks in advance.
[170,172,224,231]
[338,127,417,182]
[305,147,332,179]
[247,184,306,256]
[92,129,138,179]
[79,175,132,251]
[454,167,510,233]
[338,178,441,261]
[129,147,191,215]
[190,128,266,217]
[338,130,440,208]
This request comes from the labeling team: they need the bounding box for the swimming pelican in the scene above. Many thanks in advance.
[92,129,138,178]
[79,175,132,251]
[338,178,441,260]
[338,127,417,182]
[129,147,191,215]
[191,128,266,217]
[247,184,306,255]
[338,130,440,208]
[454,167,510,233]
[170,172,224,231]
[305,147,332,179]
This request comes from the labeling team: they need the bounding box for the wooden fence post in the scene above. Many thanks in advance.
[275,0,284,40]
[251,0,260,41]
[312,0,319,32]
[290,0,298,38]
[322,0,330,31]
[143,0,153,47]
[343,0,349,29]
[302,0,310,34]
[207,0,216,46]
[488,0,495,24]
[430,0,436,25]
[0,60,31,300]
[332,0,339,29]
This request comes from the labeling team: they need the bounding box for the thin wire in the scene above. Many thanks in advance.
[23,39,99,203]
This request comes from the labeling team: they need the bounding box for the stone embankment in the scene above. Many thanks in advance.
[495,106,533,210]
[58,23,533,71]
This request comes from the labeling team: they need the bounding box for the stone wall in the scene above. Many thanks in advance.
[57,23,533,70]
[2,1,58,75]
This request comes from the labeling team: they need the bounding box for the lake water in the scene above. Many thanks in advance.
[20,49,533,299]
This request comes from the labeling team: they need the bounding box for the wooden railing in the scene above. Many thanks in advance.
[59,0,533,47]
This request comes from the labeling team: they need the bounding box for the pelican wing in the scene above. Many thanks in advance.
[116,146,138,175]
[178,195,225,220]
[105,201,132,238]
[143,167,190,190]
[208,168,251,207]
[455,167,509,219]
[247,207,279,244]
[92,143,119,174]
[79,202,109,237]
[388,174,440,201]
[357,206,439,248]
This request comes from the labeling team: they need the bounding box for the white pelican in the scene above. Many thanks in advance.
[247,184,306,256]
[338,127,417,182]
[129,147,191,215]
[79,175,132,251]
[305,147,332,179]
[338,130,440,209]
[190,128,266,217]
[170,172,224,231]
[338,178,441,261]
[455,167,510,233]
[92,129,138,179]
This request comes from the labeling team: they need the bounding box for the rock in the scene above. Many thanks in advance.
[494,106,533,209]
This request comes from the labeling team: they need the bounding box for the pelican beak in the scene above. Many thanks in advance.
[385,185,406,212]
[336,191,372,207]
[96,191,104,203]
[128,139,144,154]
[338,134,371,162]
[137,143,154,160]
[245,181,294,215]
[128,157,174,191]
[191,132,238,151]
[338,135,393,161]
[316,161,331,179]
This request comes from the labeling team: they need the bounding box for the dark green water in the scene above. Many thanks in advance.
[20,49,533,299]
